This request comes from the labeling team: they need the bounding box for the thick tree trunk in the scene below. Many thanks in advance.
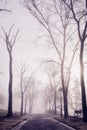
[7,54,13,117]
[61,64,68,118]
[62,87,68,118]
[80,42,87,122]
[63,91,68,118]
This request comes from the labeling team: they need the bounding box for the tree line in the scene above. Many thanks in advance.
[0,0,87,122]
[23,0,87,122]
[0,0,37,117]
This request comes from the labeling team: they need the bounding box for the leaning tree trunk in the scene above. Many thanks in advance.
[80,42,87,122]
[7,53,13,117]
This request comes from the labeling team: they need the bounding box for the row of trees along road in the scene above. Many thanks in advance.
[23,0,87,122]
[23,0,78,119]
[0,0,87,122]
[62,0,87,122]
[0,0,14,117]
[0,1,37,117]
[16,63,37,115]
[1,25,37,117]
[43,63,62,115]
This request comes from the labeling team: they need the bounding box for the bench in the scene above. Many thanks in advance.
[74,110,82,117]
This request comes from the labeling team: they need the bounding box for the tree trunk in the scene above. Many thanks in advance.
[29,102,33,114]
[60,90,63,117]
[54,91,57,115]
[80,42,87,122]
[24,97,27,114]
[7,53,13,117]
[63,90,68,118]
[20,92,23,116]
[61,64,68,118]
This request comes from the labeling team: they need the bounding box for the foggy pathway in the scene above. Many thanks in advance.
[12,114,76,130]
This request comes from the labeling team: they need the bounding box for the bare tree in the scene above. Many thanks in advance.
[52,0,79,118]
[16,63,37,115]
[23,0,79,118]
[27,76,37,114]
[1,25,19,117]
[61,0,87,122]
[44,63,61,115]
[23,76,37,114]
[16,63,29,116]
[43,86,54,113]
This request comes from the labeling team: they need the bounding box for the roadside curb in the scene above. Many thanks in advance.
[11,120,27,130]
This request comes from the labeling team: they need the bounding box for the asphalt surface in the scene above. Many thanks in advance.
[12,114,76,130]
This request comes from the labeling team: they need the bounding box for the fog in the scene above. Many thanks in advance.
[0,0,58,113]
[0,0,87,117]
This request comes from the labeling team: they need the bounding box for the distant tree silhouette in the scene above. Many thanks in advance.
[16,63,29,116]
[16,63,37,115]
[44,63,60,115]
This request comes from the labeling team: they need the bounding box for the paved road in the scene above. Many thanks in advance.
[12,114,76,130]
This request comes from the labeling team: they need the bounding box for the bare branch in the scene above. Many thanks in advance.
[11,29,20,47]
[8,24,15,38]
[43,59,61,66]
[1,25,19,53]
[62,0,81,40]
[0,8,12,13]
[65,41,79,90]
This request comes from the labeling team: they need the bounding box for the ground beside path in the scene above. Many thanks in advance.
[0,115,29,130]
[53,116,87,130]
